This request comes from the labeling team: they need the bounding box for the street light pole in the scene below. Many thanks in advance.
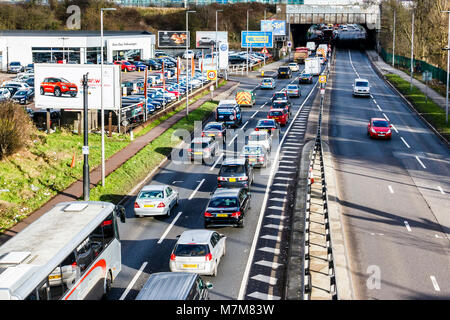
[246,9,250,75]
[186,10,196,117]
[410,10,414,91]
[443,11,450,124]
[100,7,116,187]
[215,9,223,88]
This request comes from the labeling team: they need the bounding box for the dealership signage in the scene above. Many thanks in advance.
[241,31,273,48]
[260,20,286,36]
[158,31,189,48]
[34,64,121,111]
[196,31,228,48]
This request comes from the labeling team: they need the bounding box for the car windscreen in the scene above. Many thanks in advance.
[270,111,283,117]
[60,78,70,83]
[287,85,297,90]
[372,121,389,128]
[272,101,287,107]
[217,108,234,115]
[262,79,272,83]
[174,244,210,257]
[204,124,222,131]
[301,73,311,77]
[209,197,239,208]
[15,90,27,95]
[273,93,286,99]
[10,62,20,66]
[355,81,369,87]
[138,190,164,199]
[257,120,275,126]
[279,67,289,71]
[219,164,245,175]
[243,146,262,154]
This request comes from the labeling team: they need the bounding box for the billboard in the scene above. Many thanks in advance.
[219,42,229,69]
[196,31,228,48]
[34,64,121,111]
[158,31,189,48]
[260,20,286,36]
[241,31,273,48]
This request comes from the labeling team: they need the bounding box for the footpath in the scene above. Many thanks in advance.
[366,50,447,111]
[0,80,239,244]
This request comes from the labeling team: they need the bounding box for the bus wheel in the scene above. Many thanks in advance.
[103,271,113,299]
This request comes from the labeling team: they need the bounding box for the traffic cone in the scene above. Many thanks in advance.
[70,154,75,168]
[309,167,314,184]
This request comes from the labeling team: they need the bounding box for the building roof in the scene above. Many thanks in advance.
[0,30,153,37]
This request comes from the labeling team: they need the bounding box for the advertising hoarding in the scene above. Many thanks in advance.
[34,64,121,111]
[260,20,287,36]
[219,42,229,69]
[241,31,273,48]
[195,31,228,48]
[158,31,189,48]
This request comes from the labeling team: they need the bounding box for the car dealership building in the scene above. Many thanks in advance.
[0,30,156,71]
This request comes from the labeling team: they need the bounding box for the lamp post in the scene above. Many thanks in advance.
[246,9,252,75]
[100,7,116,187]
[215,9,223,88]
[186,10,196,117]
[59,37,69,63]
[443,11,450,124]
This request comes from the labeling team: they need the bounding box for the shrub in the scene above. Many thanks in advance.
[0,101,34,160]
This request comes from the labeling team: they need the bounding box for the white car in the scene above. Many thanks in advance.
[182,50,195,59]
[134,184,179,217]
[0,88,11,101]
[169,230,226,276]
[248,130,272,152]
[288,63,300,72]
[1,81,30,89]
[352,78,371,97]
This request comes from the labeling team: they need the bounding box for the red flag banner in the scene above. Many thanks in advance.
[177,57,180,83]
[191,56,195,77]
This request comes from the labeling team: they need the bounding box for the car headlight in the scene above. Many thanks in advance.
[371,128,377,133]
[62,86,67,89]
[387,129,391,134]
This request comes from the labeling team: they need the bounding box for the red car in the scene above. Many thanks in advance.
[152,85,181,98]
[40,77,78,97]
[268,108,289,126]
[367,118,392,139]
[114,60,136,72]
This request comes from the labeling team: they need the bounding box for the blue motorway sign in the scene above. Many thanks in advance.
[241,31,273,48]
[260,20,286,36]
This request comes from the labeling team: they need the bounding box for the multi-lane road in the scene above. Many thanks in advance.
[328,49,450,299]
[106,59,321,300]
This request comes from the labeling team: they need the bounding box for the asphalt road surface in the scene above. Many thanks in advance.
[106,59,321,300]
[328,49,450,299]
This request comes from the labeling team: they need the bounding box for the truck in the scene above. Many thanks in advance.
[304,58,321,76]
[235,89,256,107]
[306,42,316,55]
[293,47,309,64]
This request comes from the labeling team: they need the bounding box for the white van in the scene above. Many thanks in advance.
[352,78,371,97]
[304,58,321,76]
[306,42,316,54]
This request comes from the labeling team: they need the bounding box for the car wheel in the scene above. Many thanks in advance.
[54,87,61,97]
[237,219,244,228]
[70,92,77,98]
[40,87,44,95]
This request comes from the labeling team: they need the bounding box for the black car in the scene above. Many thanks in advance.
[215,102,242,128]
[2,86,20,97]
[217,158,254,190]
[277,66,292,79]
[271,91,290,103]
[204,188,251,228]
[299,72,313,84]
[12,88,34,105]
[271,99,292,116]
[255,119,280,136]
[141,59,162,70]
[202,122,227,141]
[25,77,35,87]
[229,56,246,65]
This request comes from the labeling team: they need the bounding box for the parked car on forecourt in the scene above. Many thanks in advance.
[114,60,136,72]
[0,88,11,101]
[7,61,23,73]
[12,88,34,105]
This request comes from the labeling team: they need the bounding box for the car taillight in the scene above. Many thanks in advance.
[134,202,140,208]
[157,202,165,208]
[259,156,265,161]
[187,148,192,152]
[205,253,212,261]
[204,212,213,217]
[170,253,176,261]
[271,128,276,131]
[204,148,210,152]
[218,177,226,181]
[217,132,222,137]
[238,177,248,181]
[231,211,241,217]
[201,132,205,137]
[255,128,259,131]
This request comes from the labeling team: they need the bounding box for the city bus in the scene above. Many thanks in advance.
[0,201,126,300]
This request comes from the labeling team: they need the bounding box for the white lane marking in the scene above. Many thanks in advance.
[348,50,359,77]
[391,124,399,133]
[376,104,382,111]
[430,276,441,292]
[382,113,390,121]
[404,221,412,232]
[400,137,411,148]
[250,111,258,118]
[210,153,224,171]
[241,120,249,130]
[119,262,148,300]
[172,181,183,184]
[158,211,183,244]
[437,186,445,195]
[188,178,205,200]
[415,156,427,169]
[388,185,394,194]
[238,76,319,300]
[373,99,377,104]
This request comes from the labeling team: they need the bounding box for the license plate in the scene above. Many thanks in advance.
[144,204,155,208]
[229,178,236,182]
[208,134,215,136]
[194,152,203,155]
[216,214,228,217]
[249,158,256,162]
[49,275,61,280]
[182,264,198,269]
[378,134,385,136]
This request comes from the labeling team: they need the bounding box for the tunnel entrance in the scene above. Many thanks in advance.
[289,24,377,50]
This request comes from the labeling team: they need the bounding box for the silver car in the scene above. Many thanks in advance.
[169,230,226,276]
[134,184,179,217]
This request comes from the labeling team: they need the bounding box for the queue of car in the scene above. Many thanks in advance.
[1,65,35,105]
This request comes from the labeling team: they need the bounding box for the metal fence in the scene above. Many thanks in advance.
[380,47,448,84]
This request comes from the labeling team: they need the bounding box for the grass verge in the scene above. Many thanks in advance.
[88,101,219,204]
[385,74,450,141]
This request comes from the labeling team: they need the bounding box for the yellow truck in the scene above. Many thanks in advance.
[235,89,256,107]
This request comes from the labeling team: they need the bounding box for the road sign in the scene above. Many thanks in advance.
[241,31,273,48]
[207,70,217,81]
[320,88,325,95]
[261,47,269,54]
[287,41,292,48]
[319,75,327,84]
